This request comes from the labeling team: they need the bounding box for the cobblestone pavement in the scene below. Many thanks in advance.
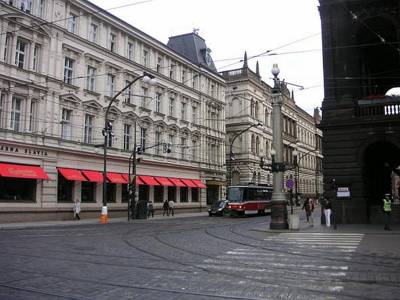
[0,212,399,300]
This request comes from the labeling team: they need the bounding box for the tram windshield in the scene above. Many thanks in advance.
[227,187,243,203]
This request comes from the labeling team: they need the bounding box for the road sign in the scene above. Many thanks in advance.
[286,179,294,189]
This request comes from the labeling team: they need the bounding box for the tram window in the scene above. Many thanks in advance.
[227,187,243,203]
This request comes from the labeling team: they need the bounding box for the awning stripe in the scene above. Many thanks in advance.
[154,176,174,186]
[106,172,127,184]
[0,163,50,180]
[58,168,86,181]
[122,174,144,185]
[138,175,159,186]
[169,178,186,187]
[82,170,103,183]
[191,179,206,188]
[180,179,198,188]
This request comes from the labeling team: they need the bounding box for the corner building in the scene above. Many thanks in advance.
[0,0,226,221]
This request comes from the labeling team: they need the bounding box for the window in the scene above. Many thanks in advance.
[127,41,134,60]
[169,97,174,116]
[181,102,186,120]
[191,188,199,202]
[154,186,163,203]
[143,49,148,67]
[15,39,27,68]
[155,131,161,155]
[168,186,176,202]
[32,44,41,71]
[3,34,11,62]
[140,128,147,152]
[155,92,161,113]
[0,177,36,202]
[67,13,77,33]
[106,183,116,202]
[156,57,162,73]
[182,69,186,83]
[107,74,115,97]
[109,33,116,52]
[180,137,186,159]
[192,106,197,124]
[125,80,132,103]
[89,23,98,42]
[84,114,93,143]
[63,57,74,85]
[121,184,129,203]
[169,134,174,156]
[20,0,32,13]
[180,187,188,203]
[28,100,37,132]
[0,94,5,128]
[192,140,197,161]
[124,124,131,150]
[81,181,96,202]
[37,0,45,18]
[11,97,22,132]
[169,64,175,79]
[141,87,148,107]
[86,66,96,91]
[57,173,73,202]
[61,108,72,139]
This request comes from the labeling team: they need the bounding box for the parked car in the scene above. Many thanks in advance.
[208,200,229,216]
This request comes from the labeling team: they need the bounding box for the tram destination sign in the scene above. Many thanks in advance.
[337,187,350,198]
[0,144,48,157]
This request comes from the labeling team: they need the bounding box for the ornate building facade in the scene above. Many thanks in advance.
[319,0,400,224]
[221,55,323,199]
[0,0,226,221]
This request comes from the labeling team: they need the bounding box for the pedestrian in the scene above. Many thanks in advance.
[73,198,81,220]
[323,197,332,227]
[168,199,175,216]
[147,201,154,218]
[302,198,314,226]
[382,193,392,231]
[163,199,169,216]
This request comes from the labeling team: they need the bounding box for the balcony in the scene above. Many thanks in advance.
[355,96,400,118]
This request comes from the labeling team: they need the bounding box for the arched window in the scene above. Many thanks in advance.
[250,99,255,117]
[256,136,260,155]
[232,171,240,185]
[251,134,256,154]
[265,108,269,125]
[255,101,259,119]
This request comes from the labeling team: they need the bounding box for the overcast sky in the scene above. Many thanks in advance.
[90,0,323,115]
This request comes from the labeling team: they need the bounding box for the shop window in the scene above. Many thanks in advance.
[180,187,188,203]
[106,183,116,203]
[168,186,176,202]
[121,184,129,203]
[81,181,96,203]
[139,185,149,201]
[57,173,73,202]
[0,177,36,202]
[154,185,163,203]
[191,188,199,202]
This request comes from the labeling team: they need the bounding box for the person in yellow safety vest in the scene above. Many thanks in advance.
[382,193,392,231]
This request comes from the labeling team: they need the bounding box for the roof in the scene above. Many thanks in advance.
[167,32,218,73]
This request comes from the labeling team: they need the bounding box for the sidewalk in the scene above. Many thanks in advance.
[0,211,209,230]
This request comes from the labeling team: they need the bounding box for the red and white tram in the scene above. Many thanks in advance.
[227,185,273,216]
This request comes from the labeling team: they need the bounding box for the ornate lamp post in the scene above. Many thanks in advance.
[101,72,156,224]
[269,64,288,230]
[229,122,262,185]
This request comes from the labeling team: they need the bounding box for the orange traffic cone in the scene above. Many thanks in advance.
[100,206,108,224]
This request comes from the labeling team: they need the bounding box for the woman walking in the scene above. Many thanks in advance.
[73,198,81,220]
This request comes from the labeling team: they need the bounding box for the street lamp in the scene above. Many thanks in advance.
[101,71,155,224]
[229,122,262,185]
[269,64,288,230]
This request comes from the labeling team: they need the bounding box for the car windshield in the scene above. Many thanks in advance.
[217,201,226,208]
[227,187,243,203]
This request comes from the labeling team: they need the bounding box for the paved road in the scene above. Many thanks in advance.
[0,213,399,300]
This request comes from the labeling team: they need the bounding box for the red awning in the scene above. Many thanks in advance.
[180,179,198,188]
[138,175,159,186]
[154,176,174,186]
[169,178,186,187]
[122,174,144,185]
[0,163,50,180]
[191,179,206,188]
[58,168,86,181]
[107,172,127,184]
[82,170,103,183]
